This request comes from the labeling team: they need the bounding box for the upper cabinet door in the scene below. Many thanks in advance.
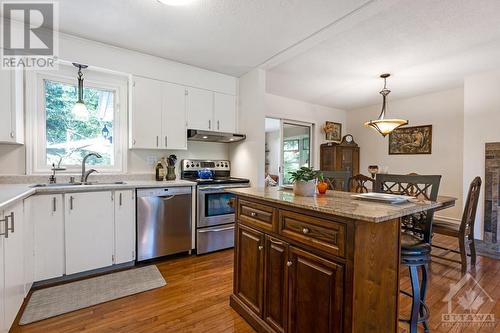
[162,82,187,150]
[0,69,24,144]
[214,93,236,133]
[130,76,163,149]
[186,87,214,131]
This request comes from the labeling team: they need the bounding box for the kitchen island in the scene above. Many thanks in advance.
[228,187,454,333]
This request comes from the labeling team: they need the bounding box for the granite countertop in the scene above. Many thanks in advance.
[0,180,196,210]
[229,187,454,223]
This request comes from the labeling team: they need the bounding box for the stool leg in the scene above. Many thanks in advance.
[420,264,430,333]
[409,265,420,333]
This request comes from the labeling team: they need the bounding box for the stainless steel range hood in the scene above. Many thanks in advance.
[187,129,246,143]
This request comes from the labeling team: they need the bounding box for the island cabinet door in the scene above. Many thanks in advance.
[235,224,264,316]
[288,246,344,333]
[263,236,288,333]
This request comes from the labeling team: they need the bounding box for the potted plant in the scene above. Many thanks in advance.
[289,167,319,197]
[316,173,329,194]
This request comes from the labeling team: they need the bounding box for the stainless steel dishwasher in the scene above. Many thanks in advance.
[136,187,192,261]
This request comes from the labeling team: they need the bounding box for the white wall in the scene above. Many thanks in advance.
[229,69,267,187]
[346,88,465,220]
[464,70,500,239]
[0,32,236,175]
[265,93,347,170]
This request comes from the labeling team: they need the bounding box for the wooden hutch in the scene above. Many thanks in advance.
[320,134,360,176]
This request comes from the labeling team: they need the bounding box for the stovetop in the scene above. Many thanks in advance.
[180,159,249,186]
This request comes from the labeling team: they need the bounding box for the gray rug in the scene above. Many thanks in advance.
[20,265,166,325]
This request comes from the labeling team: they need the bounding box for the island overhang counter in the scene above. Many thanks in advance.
[228,187,454,333]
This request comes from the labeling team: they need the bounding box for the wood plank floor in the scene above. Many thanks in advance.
[11,235,499,333]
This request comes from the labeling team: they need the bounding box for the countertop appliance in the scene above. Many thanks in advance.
[181,159,250,254]
[136,186,192,261]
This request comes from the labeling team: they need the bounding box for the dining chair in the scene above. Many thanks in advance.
[432,177,482,273]
[320,171,351,192]
[349,174,374,193]
[374,173,442,243]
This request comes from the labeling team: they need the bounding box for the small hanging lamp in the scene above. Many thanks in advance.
[72,63,89,121]
[364,74,408,137]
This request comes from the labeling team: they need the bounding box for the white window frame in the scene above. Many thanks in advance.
[26,63,129,174]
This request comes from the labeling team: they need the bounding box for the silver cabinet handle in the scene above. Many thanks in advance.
[156,136,159,147]
[10,132,14,138]
[287,261,292,267]
[250,212,257,217]
[7,212,14,234]
[217,120,220,130]
[269,238,284,246]
[208,120,211,129]
[165,136,168,147]
[302,227,310,234]
[70,196,74,210]
[198,226,235,233]
[258,245,263,251]
[52,197,57,212]
[132,139,136,146]
[0,214,8,238]
[119,193,122,206]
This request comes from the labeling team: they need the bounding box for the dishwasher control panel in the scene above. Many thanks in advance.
[136,186,192,197]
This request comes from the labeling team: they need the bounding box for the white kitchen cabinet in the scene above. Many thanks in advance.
[28,194,65,282]
[130,76,163,149]
[186,87,214,131]
[130,76,187,150]
[0,69,24,144]
[0,219,5,333]
[2,202,25,330]
[214,92,236,133]
[162,82,187,150]
[65,191,114,275]
[114,190,136,264]
[23,198,35,295]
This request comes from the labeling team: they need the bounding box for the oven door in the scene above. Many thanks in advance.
[197,184,248,228]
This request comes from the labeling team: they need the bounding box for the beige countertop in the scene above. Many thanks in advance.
[0,180,196,211]
[229,187,455,223]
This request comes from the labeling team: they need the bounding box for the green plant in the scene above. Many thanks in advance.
[289,167,319,183]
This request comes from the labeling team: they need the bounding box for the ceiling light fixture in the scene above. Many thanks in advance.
[364,74,408,137]
[157,0,196,6]
[72,63,89,121]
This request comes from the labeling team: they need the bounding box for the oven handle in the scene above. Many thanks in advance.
[198,185,249,192]
[198,226,235,233]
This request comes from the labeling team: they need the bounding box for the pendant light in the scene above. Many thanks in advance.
[72,63,89,121]
[364,74,408,137]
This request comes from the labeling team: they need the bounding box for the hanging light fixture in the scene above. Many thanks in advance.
[71,63,89,121]
[364,74,408,137]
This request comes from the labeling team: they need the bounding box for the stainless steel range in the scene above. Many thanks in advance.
[181,159,250,254]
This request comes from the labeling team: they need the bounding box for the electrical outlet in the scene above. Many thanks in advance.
[147,155,158,166]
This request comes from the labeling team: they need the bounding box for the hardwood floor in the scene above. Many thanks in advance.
[11,235,499,333]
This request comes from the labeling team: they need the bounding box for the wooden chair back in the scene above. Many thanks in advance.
[460,177,482,239]
[349,174,374,193]
[320,171,351,192]
[374,173,442,243]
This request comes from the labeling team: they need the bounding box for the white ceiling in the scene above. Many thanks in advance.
[266,0,500,110]
[55,0,371,77]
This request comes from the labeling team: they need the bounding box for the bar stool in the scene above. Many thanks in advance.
[400,233,431,333]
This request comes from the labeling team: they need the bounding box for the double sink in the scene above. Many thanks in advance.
[30,181,126,188]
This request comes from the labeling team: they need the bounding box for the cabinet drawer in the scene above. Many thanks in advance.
[279,210,345,258]
[238,199,276,232]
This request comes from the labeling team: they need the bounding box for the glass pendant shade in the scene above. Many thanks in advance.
[364,74,408,137]
[71,63,89,121]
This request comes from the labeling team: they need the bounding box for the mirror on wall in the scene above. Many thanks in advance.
[265,117,312,187]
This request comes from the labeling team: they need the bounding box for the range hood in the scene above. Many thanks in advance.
[187,129,246,143]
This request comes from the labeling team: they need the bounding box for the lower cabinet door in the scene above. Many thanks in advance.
[288,246,344,333]
[65,192,114,275]
[235,224,264,316]
[114,190,136,264]
[263,236,288,333]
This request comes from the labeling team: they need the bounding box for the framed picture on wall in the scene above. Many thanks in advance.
[388,125,432,155]
[324,121,342,141]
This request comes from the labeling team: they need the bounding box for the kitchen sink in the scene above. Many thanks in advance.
[30,181,126,188]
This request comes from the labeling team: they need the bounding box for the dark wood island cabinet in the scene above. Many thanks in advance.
[229,187,447,333]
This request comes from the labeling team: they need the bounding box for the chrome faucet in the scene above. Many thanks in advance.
[81,152,102,183]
